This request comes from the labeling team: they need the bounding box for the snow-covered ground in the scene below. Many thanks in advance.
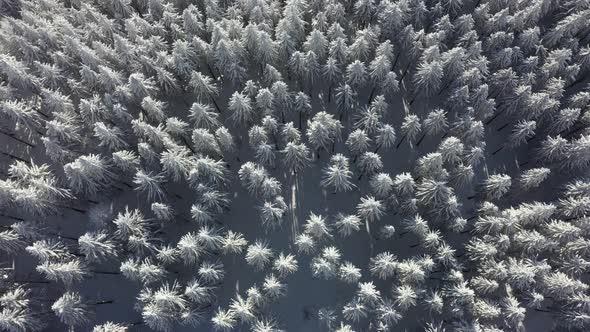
[1,0,590,332]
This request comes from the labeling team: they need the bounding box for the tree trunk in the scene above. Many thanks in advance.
[526,134,537,143]
[210,95,222,114]
[33,109,49,119]
[0,214,24,221]
[396,135,406,149]
[272,133,280,150]
[0,129,35,148]
[416,134,426,147]
[181,136,196,153]
[491,145,504,155]
[485,108,506,125]
[55,204,86,214]
[398,63,411,85]
[437,78,455,96]
[207,64,217,81]
[392,51,400,71]
[116,180,134,189]
[368,86,376,104]
[496,122,510,132]
[11,280,50,284]
[0,151,29,163]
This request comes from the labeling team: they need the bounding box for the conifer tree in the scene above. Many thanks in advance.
[321,156,355,193]
[281,142,310,174]
[64,154,115,196]
[3,2,590,331]
[52,292,91,328]
[398,114,421,148]
[228,91,253,125]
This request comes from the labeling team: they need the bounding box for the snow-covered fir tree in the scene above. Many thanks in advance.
[0,0,589,331]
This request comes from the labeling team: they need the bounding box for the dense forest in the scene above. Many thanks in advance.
[1,0,590,331]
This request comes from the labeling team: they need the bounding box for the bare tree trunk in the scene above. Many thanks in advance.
[368,86,376,104]
[0,129,35,147]
[491,145,504,155]
[496,122,510,132]
[392,51,400,71]
[0,151,29,163]
[207,64,217,80]
[34,109,49,119]
[437,77,455,96]
[181,136,196,153]
[398,63,411,85]
[0,214,24,221]
[299,112,303,130]
[485,108,506,125]
[210,94,222,113]
[396,135,406,149]
[11,280,50,284]
[416,133,426,146]
[55,204,86,214]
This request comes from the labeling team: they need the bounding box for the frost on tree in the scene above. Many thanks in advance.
[0,0,590,331]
